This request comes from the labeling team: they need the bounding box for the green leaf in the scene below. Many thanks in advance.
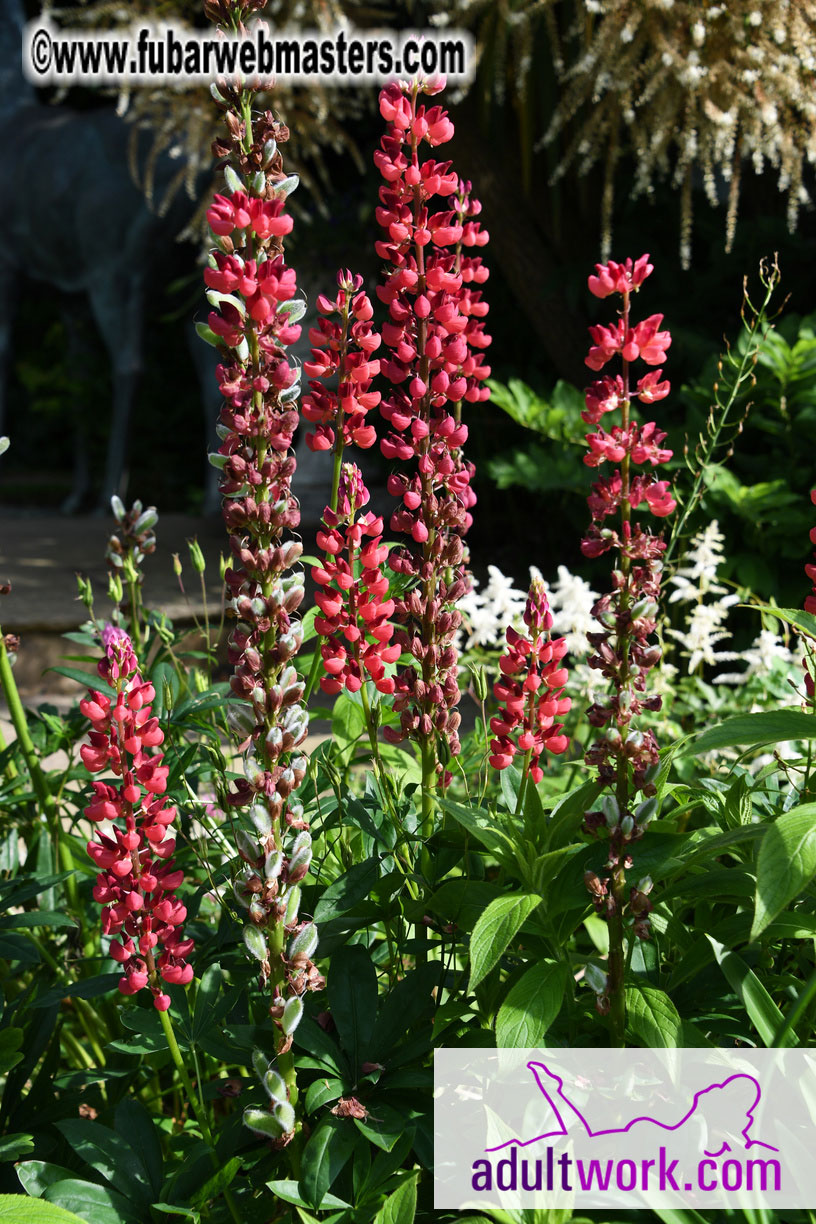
[314,860,380,923]
[354,1103,410,1152]
[368,965,437,1062]
[43,1180,141,1224]
[46,666,110,693]
[113,1101,162,1200]
[756,606,816,641]
[16,1163,77,1198]
[54,1120,154,1206]
[265,1181,350,1210]
[304,1077,344,1114]
[438,797,516,864]
[0,1028,24,1074]
[373,1172,418,1224]
[0,1197,87,1223]
[33,975,120,1010]
[0,912,77,931]
[189,1157,241,1210]
[293,1015,345,1077]
[752,803,816,939]
[299,1118,358,1210]
[625,984,682,1048]
[0,1134,33,1162]
[191,965,223,1040]
[681,710,816,756]
[495,962,567,1047]
[707,936,790,1047]
[426,880,503,933]
[328,945,377,1074]
[468,893,541,991]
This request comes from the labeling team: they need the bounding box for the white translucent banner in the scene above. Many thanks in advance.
[434,1048,816,1210]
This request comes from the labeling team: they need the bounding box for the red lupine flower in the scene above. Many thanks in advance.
[588,254,653,299]
[302,271,382,454]
[489,580,571,784]
[375,80,490,769]
[313,465,399,695]
[580,254,673,807]
[80,628,193,1010]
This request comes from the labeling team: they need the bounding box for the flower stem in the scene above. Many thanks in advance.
[0,630,79,913]
[156,1004,242,1224]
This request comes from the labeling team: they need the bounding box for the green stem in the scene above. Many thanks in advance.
[128,579,143,656]
[157,1005,242,1224]
[329,444,344,514]
[0,718,19,781]
[0,631,80,914]
[199,569,213,687]
[663,263,779,569]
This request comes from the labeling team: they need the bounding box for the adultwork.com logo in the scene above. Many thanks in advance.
[434,1049,816,1211]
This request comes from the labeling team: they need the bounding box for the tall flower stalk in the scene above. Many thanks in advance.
[374,78,491,844]
[489,578,571,814]
[203,20,320,1147]
[579,256,675,1045]
[302,270,381,510]
[81,626,193,1011]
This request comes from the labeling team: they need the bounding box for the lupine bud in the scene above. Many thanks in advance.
[188,539,206,574]
[470,664,489,703]
[108,572,124,605]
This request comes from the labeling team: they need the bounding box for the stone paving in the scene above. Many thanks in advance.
[0,510,229,700]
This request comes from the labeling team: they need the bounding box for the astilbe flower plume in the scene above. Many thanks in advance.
[302,272,381,456]
[374,78,491,777]
[579,255,675,1024]
[313,464,399,696]
[489,580,571,784]
[204,70,321,1142]
[81,626,192,1011]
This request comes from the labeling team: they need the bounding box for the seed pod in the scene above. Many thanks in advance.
[281,995,303,1036]
[284,885,301,925]
[243,1106,284,1138]
[273,1100,296,1133]
[584,962,608,995]
[288,922,318,962]
[252,1048,270,1080]
[263,1067,287,1104]
[243,925,268,961]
